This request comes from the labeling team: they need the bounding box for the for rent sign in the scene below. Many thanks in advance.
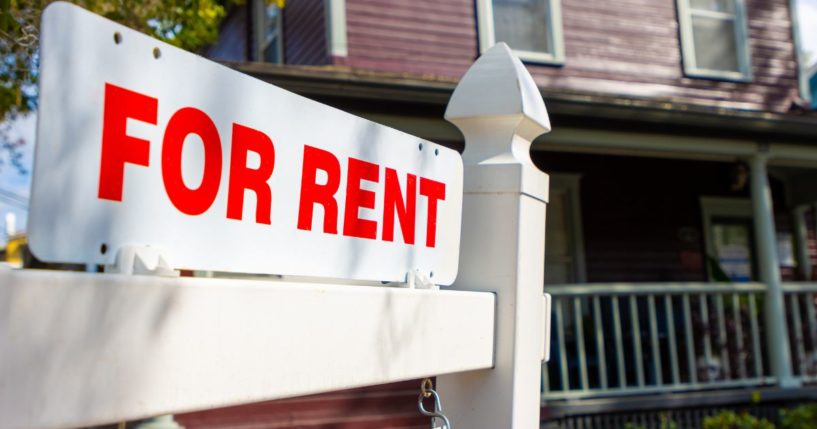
[29,3,463,284]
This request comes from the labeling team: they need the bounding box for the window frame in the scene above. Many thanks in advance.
[700,197,756,281]
[476,0,565,65]
[676,0,753,82]
[252,0,284,64]
[545,174,587,284]
[790,0,814,107]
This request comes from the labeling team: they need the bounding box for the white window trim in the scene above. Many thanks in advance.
[548,174,587,283]
[253,0,284,64]
[789,0,812,105]
[476,0,565,65]
[324,0,347,57]
[676,0,753,81]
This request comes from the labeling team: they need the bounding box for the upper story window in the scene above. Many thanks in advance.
[253,0,283,63]
[476,0,565,65]
[792,0,817,108]
[677,0,752,81]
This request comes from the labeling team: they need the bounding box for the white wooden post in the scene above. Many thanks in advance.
[437,43,551,428]
[749,153,798,387]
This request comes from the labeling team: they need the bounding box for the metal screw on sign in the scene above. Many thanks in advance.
[418,378,451,429]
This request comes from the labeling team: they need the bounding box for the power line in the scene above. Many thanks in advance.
[0,188,28,205]
[0,197,27,210]
[0,188,28,209]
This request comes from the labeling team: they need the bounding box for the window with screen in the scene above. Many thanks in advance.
[677,0,752,80]
[477,0,565,64]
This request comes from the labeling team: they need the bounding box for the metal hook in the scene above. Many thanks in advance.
[417,388,451,429]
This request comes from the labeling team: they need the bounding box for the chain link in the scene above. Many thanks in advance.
[417,378,451,429]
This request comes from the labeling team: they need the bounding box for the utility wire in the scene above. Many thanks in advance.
[0,187,28,205]
[0,189,28,209]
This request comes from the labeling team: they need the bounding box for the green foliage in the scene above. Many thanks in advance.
[781,403,817,429]
[703,411,775,429]
[0,0,243,123]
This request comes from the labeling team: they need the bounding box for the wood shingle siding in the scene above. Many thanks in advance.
[344,0,478,76]
[341,0,800,113]
[283,0,330,65]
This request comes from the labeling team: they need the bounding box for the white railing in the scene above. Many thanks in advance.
[543,283,775,400]
[783,282,817,384]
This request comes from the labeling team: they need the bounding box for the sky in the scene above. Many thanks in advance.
[0,114,35,245]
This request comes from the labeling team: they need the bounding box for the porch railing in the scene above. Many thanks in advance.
[783,283,817,384]
[543,282,817,401]
[543,283,769,400]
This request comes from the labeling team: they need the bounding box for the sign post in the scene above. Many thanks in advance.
[437,43,552,428]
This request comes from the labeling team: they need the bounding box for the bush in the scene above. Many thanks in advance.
[781,403,817,429]
[703,411,775,429]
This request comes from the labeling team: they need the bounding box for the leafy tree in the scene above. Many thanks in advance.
[0,0,247,172]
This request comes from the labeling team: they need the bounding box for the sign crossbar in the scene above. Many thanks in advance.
[0,267,495,429]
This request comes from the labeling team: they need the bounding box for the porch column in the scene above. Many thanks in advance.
[749,153,798,387]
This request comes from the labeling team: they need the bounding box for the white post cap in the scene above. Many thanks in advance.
[445,43,550,200]
[446,43,550,155]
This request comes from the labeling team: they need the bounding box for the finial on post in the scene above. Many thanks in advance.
[445,43,551,166]
[437,43,551,428]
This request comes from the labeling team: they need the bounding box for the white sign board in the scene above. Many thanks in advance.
[29,3,463,284]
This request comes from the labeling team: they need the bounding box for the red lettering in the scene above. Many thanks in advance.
[226,124,275,224]
[161,107,222,216]
[382,169,416,244]
[420,178,446,248]
[98,83,157,201]
[298,145,341,233]
[343,158,379,239]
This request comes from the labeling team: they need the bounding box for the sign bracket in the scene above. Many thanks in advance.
[104,244,179,277]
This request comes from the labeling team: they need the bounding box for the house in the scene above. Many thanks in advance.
[165,0,817,427]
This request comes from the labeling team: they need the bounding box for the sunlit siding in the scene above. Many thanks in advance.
[341,0,800,113]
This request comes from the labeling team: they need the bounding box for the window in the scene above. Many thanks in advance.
[677,0,752,81]
[253,0,283,63]
[545,175,586,284]
[476,0,565,64]
[701,197,756,281]
[792,0,817,108]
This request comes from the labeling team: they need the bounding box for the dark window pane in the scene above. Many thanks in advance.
[493,0,552,54]
[263,40,280,63]
[692,16,739,72]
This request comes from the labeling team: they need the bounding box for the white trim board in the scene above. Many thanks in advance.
[0,268,495,428]
[325,0,347,57]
